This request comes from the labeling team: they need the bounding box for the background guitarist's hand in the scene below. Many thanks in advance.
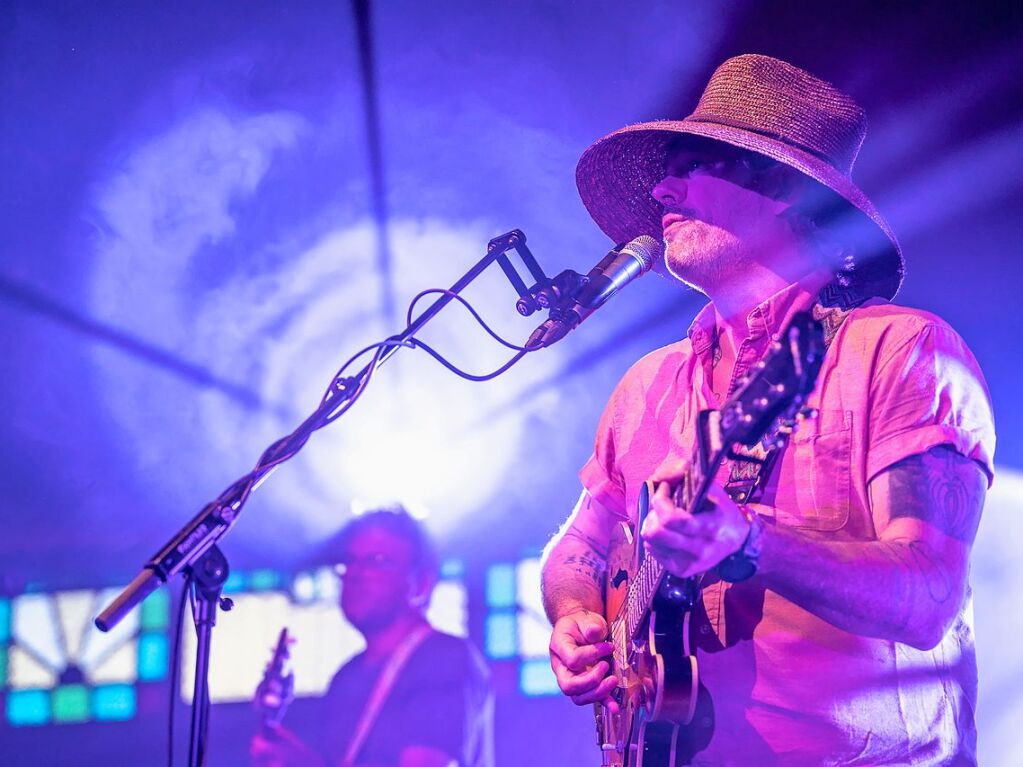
[549,609,618,710]
[642,482,750,578]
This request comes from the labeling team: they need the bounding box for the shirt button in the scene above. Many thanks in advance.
[700,624,711,635]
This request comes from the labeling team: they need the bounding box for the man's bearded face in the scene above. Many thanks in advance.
[651,145,784,293]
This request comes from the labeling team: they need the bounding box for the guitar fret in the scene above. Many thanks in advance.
[622,454,708,640]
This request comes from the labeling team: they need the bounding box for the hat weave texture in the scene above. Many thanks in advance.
[576,54,904,300]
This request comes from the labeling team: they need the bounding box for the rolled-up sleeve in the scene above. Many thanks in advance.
[867,323,995,486]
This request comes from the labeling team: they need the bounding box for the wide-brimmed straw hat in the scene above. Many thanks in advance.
[576,54,904,301]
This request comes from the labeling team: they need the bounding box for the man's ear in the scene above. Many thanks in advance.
[408,571,435,609]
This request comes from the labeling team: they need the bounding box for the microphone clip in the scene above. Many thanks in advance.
[523,268,587,314]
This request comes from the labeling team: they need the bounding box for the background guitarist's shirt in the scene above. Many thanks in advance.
[578,277,995,766]
[299,631,493,767]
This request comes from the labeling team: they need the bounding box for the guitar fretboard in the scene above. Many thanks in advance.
[613,456,708,643]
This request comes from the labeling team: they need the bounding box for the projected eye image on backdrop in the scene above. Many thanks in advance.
[2,2,1022,767]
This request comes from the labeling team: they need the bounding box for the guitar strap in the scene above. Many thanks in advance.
[340,623,434,767]
[720,283,864,504]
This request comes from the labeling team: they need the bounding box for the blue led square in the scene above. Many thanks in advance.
[92,684,137,721]
[440,559,464,579]
[138,633,169,681]
[223,571,247,594]
[248,569,283,591]
[485,613,517,659]
[6,689,51,727]
[519,658,561,697]
[0,598,9,643]
[485,564,516,608]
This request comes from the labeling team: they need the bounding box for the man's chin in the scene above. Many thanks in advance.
[343,609,388,634]
[664,253,707,292]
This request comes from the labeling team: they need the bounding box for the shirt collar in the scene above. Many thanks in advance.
[687,268,834,354]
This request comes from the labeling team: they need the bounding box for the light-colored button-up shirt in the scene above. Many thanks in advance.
[579,278,995,766]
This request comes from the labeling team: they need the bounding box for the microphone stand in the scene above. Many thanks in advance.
[95,229,558,767]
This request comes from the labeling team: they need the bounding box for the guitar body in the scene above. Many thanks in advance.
[598,481,701,766]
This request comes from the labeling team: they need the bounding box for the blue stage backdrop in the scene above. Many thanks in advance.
[1,2,1021,765]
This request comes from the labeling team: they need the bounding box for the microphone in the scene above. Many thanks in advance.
[527,235,663,348]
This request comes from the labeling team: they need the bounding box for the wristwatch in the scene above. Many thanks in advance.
[717,505,765,583]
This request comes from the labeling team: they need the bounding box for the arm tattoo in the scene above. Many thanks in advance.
[910,541,953,604]
[562,527,610,559]
[540,496,610,620]
[886,445,985,544]
[878,540,954,608]
[562,551,607,587]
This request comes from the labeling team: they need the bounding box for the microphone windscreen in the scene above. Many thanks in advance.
[619,235,663,272]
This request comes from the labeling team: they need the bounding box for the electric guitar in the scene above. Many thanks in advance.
[595,312,826,766]
[254,627,295,731]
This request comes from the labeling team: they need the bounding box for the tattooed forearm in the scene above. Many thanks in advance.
[875,540,953,608]
[541,534,607,622]
[540,494,613,623]
[761,532,967,649]
[908,540,954,604]
[757,446,985,650]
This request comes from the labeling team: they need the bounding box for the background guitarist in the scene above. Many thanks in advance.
[542,55,995,765]
[251,506,494,767]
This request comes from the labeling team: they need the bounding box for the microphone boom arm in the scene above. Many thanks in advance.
[96,228,552,634]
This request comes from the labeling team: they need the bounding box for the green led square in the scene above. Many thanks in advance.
[53,685,90,723]
[140,589,170,631]
[0,598,9,642]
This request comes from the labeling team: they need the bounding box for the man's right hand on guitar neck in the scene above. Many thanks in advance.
[548,609,618,710]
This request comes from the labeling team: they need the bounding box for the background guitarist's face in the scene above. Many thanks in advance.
[337,525,434,634]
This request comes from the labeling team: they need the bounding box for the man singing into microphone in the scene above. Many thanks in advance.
[541,55,995,764]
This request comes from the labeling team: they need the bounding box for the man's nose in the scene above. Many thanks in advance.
[651,175,687,208]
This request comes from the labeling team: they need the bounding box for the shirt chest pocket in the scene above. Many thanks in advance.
[773,408,853,531]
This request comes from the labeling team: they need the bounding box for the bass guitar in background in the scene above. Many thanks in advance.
[254,627,295,733]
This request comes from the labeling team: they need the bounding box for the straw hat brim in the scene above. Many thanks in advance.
[575,119,904,301]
